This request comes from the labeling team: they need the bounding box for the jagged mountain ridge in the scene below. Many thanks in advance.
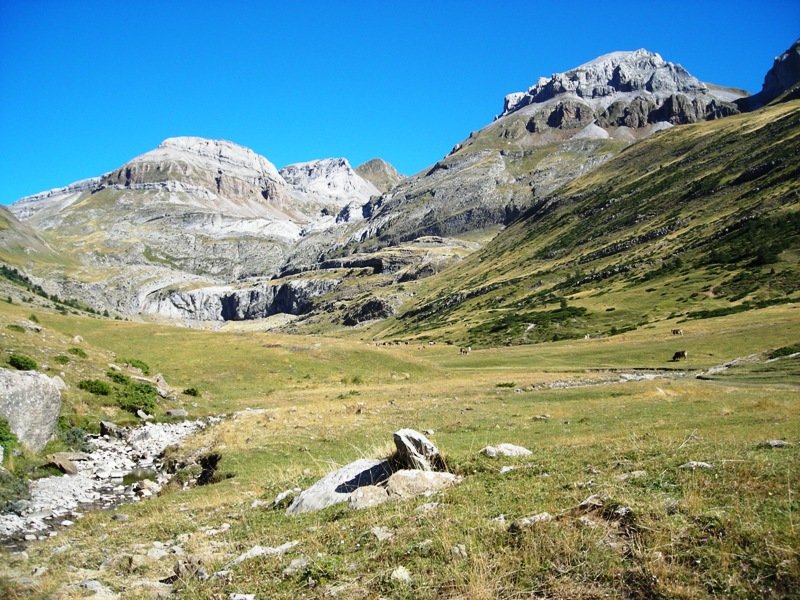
[3,42,798,326]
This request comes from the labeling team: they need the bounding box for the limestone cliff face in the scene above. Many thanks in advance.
[141,278,340,321]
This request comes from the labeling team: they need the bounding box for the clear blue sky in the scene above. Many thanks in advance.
[1,0,797,204]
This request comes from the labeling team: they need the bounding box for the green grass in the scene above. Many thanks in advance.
[0,300,798,598]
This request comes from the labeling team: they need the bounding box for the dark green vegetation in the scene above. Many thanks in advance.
[7,352,37,371]
[379,102,800,347]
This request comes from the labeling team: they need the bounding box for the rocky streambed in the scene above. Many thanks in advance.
[0,418,216,548]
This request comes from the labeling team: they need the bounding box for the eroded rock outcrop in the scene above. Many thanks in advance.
[142,278,340,321]
[0,368,63,451]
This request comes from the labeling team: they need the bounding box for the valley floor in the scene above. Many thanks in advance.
[1,302,798,598]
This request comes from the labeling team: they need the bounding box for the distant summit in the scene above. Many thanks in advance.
[498,49,746,132]
[355,158,404,194]
[739,39,800,110]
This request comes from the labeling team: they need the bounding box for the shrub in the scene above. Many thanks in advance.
[67,347,88,358]
[78,379,111,396]
[54,355,70,365]
[8,353,37,371]
[28,314,39,323]
[183,387,201,397]
[768,343,800,359]
[117,382,158,414]
[120,358,150,375]
[6,324,25,333]
[106,370,131,385]
[0,417,19,452]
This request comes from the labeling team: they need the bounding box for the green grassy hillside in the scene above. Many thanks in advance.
[378,101,800,347]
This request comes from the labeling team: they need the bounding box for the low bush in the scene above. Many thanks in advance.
[78,379,111,396]
[116,382,158,415]
[183,387,201,397]
[6,324,25,333]
[106,370,131,385]
[8,353,37,371]
[54,355,70,365]
[67,347,87,358]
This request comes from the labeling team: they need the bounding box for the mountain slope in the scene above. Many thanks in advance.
[380,99,800,345]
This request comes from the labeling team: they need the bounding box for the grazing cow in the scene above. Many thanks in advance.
[460,346,471,355]
[672,329,684,336]
[672,350,688,361]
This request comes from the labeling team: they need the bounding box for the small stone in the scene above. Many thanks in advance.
[228,595,255,600]
[349,485,390,510]
[679,461,713,470]
[24,534,37,541]
[31,566,48,577]
[386,470,462,498]
[390,566,411,584]
[230,541,299,566]
[578,515,600,528]
[371,526,394,542]
[393,428,443,471]
[136,409,153,420]
[450,544,467,559]
[61,519,75,527]
[148,547,169,560]
[616,470,647,482]
[273,488,302,509]
[165,409,188,418]
[283,557,310,577]
[112,513,130,522]
[760,439,790,448]
[499,466,517,474]
[415,502,441,512]
[577,493,608,512]
[509,512,552,532]
[480,443,532,458]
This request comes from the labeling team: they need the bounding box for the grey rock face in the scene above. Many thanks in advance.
[384,470,461,498]
[740,39,800,110]
[142,277,340,321]
[480,443,532,458]
[0,368,62,451]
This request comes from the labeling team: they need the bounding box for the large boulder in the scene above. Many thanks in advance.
[0,367,62,451]
[286,458,393,515]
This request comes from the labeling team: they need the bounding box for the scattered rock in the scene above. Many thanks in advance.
[386,470,461,498]
[230,541,299,566]
[450,544,468,559]
[577,493,608,512]
[509,512,553,533]
[100,421,121,437]
[283,557,310,577]
[532,414,550,421]
[165,409,188,418]
[136,409,153,421]
[349,485,390,510]
[272,487,301,509]
[393,428,444,471]
[679,461,713,470]
[416,502,441,513]
[390,566,411,584]
[72,335,83,344]
[46,453,79,475]
[759,439,790,448]
[229,595,255,600]
[480,443,532,458]
[147,547,169,561]
[615,470,647,482]
[371,526,394,542]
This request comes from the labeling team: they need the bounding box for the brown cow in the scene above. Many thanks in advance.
[460,346,471,355]
[672,350,688,361]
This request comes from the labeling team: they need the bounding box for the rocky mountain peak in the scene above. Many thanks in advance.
[279,158,379,206]
[355,158,404,194]
[497,48,744,134]
[740,39,800,110]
